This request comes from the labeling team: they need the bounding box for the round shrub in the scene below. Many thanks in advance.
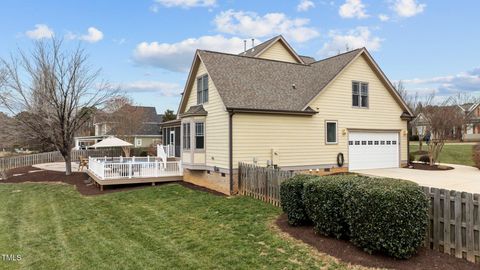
[303,175,358,238]
[418,155,430,164]
[344,178,429,259]
[280,174,316,226]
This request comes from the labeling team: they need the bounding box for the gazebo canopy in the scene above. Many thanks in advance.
[90,136,133,148]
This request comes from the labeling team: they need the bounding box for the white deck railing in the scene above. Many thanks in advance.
[88,156,182,180]
[158,144,175,158]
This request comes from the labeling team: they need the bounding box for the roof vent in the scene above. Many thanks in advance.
[292,84,296,89]
[243,40,247,53]
[251,38,255,52]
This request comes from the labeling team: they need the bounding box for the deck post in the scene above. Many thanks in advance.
[155,161,158,177]
[129,163,132,179]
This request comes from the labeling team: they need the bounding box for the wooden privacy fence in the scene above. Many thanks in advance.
[0,149,122,171]
[238,162,295,206]
[238,162,480,264]
[423,187,480,263]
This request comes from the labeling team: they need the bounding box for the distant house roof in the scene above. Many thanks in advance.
[197,48,362,112]
[95,105,163,136]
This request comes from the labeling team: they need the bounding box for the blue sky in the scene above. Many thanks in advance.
[1,0,479,113]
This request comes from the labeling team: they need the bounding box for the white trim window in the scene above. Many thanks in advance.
[197,75,209,104]
[352,82,368,108]
[326,121,338,144]
[183,123,191,150]
[195,122,205,150]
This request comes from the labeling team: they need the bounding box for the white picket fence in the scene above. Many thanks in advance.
[88,157,182,180]
[0,149,122,171]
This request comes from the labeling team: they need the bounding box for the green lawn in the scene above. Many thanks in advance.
[410,143,475,166]
[0,183,350,270]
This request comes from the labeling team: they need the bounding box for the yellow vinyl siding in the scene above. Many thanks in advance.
[232,54,408,168]
[182,61,229,168]
[257,41,300,63]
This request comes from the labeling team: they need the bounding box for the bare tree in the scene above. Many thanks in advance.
[0,39,118,175]
[452,92,480,141]
[394,80,427,153]
[421,94,464,165]
[102,96,147,156]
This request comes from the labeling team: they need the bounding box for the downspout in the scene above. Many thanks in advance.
[407,119,411,165]
[229,111,234,195]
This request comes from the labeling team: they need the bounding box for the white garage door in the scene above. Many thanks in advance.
[348,132,399,170]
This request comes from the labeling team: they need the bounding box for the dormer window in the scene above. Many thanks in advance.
[197,75,209,104]
[352,82,368,108]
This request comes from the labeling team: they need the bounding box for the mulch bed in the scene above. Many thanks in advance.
[407,163,454,171]
[276,214,477,270]
[1,166,225,196]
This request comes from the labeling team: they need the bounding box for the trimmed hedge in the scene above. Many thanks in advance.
[344,178,429,259]
[279,174,315,226]
[303,175,357,238]
[281,174,429,259]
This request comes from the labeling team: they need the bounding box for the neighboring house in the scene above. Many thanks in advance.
[411,103,480,141]
[169,35,413,194]
[461,103,480,141]
[74,106,163,150]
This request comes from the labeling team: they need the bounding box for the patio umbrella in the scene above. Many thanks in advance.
[90,136,133,157]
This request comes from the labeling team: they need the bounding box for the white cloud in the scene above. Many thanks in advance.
[152,0,215,9]
[66,27,104,43]
[297,0,315,12]
[339,0,369,19]
[133,35,246,72]
[25,24,54,39]
[378,14,390,21]
[318,27,383,56]
[403,68,480,94]
[392,0,426,17]
[214,9,319,43]
[120,81,182,96]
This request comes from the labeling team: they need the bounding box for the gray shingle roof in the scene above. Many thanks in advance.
[240,36,279,58]
[198,48,362,112]
[181,105,208,118]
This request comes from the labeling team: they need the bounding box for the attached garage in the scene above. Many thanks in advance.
[348,131,400,170]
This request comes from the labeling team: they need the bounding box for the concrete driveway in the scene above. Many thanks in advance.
[354,164,480,194]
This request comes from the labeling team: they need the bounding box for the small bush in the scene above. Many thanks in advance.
[303,175,358,238]
[408,152,415,163]
[409,135,419,141]
[418,155,430,164]
[474,143,480,170]
[344,178,429,259]
[280,174,316,226]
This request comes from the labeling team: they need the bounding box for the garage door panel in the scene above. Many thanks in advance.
[348,132,399,170]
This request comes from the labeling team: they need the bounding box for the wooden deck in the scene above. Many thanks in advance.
[87,170,183,191]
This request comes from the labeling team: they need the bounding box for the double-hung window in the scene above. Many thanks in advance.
[195,122,205,150]
[182,123,190,150]
[352,82,368,108]
[197,75,209,104]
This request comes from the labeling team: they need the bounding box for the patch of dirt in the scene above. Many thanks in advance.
[275,214,478,270]
[407,163,454,171]
[2,166,225,196]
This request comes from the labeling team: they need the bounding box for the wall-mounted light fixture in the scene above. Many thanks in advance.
[342,128,347,135]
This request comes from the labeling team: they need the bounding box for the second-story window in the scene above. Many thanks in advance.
[197,75,209,104]
[352,82,368,108]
